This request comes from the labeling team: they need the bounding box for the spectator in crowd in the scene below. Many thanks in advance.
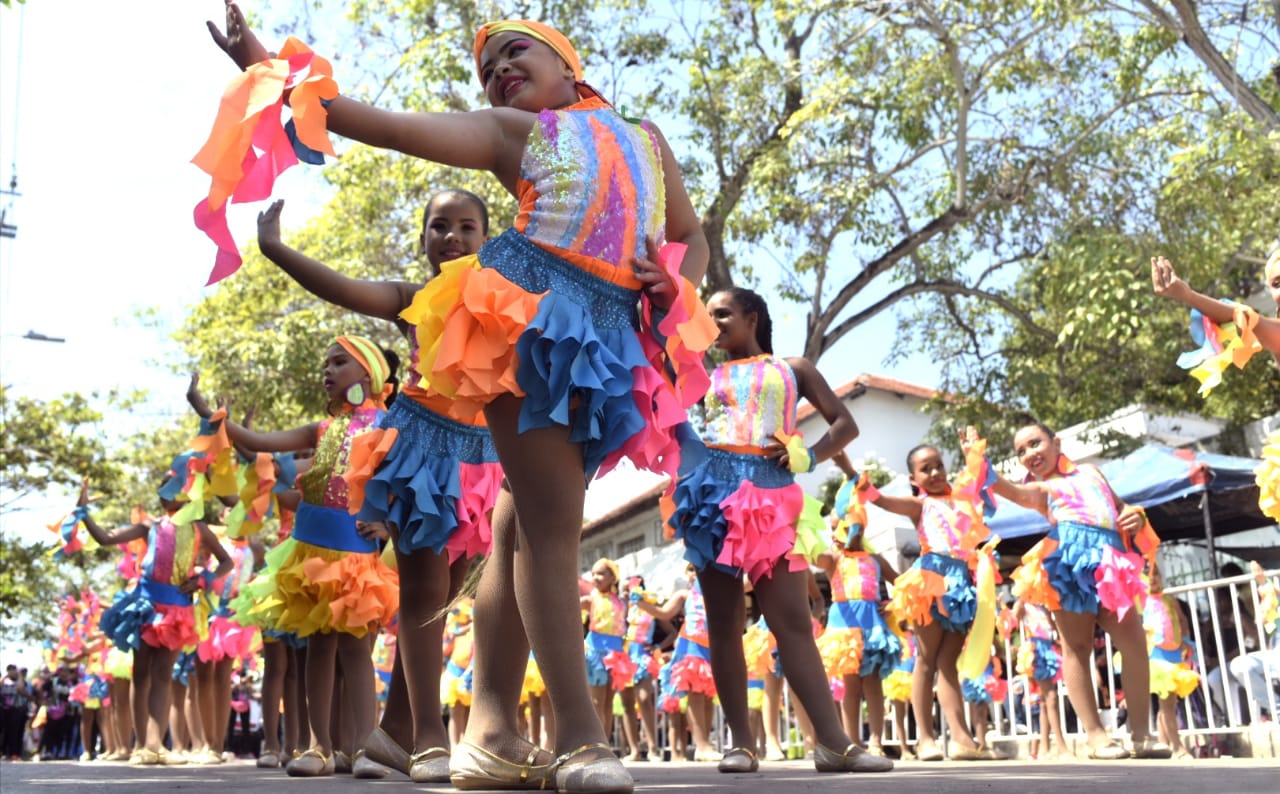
[1,665,32,760]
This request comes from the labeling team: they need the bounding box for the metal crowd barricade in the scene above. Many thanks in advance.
[976,567,1280,754]
[603,568,1278,760]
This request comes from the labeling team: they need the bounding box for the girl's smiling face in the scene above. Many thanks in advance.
[908,447,950,496]
[591,561,616,593]
[321,344,369,401]
[1013,424,1060,480]
[478,32,579,112]
[421,193,487,268]
[706,291,757,355]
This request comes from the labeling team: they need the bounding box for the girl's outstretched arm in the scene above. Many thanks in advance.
[76,478,150,546]
[867,491,923,525]
[1152,255,1280,355]
[208,2,528,187]
[257,200,417,324]
[635,590,687,622]
[187,373,317,454]
[986,468,1049,515]
[872,553,900,584]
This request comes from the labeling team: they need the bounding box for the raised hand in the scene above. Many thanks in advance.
[257,199,285,252]
[206,0,271,70]
[77,476,91,508]
[1150,256,1188,301]
[187,372,214,419]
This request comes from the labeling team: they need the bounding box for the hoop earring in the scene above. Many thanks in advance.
[345,382,366,407]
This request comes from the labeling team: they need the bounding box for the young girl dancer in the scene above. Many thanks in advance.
[816,470,901,756]
[581,559,635,743]
[666,287,892,774]
[186,337,400,776]
[619,576,663,761]
[85,474,232,765]
[869,442,998,761]
[1013,599,1065,759]
[206,7,712,791]
[634,564,720,762]
[993,418,1169,758]
[1143,564,1198,759]
[254,192,498,783]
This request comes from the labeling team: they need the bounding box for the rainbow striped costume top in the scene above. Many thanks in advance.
[1043,463,1118,530]
[831,552,881,603]
[918,496,977,558]
[588,589,627,637]
[1143,593,1186,653]
[1021,602,1055,641]
[143,516,199,587]
[679,579,709,644]
[516,96,666,271]
[704,355,798,448]
[626,602,655,645]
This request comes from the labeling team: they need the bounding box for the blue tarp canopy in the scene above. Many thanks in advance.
[988,444,1269,556]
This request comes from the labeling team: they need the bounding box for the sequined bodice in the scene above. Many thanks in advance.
[588,590,626,636]
[831,552,881,602]
[298,404,383,508]
[704,355,798,448]
[680,580,708,642]
[626,603,655,644]
[1044,466,1118,530]
[143,516,198,587]
[515,97,665,269]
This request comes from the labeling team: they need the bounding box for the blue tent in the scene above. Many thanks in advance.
[989,444,1269,557]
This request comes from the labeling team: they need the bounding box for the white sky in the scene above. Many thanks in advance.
[0,1,939,556]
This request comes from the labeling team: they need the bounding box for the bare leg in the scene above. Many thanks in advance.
[210,658,233,754]
[169,679,189,752]
[485,397,610,759]
[841,674,864,746]
[754,567,852,752]
[684,693,716,756]
[864,675,885,750]
[111,679,133,754]
[696,567,749,751]
[78,707,97,759]
[762,675,786,759]
[1097,607,1153,742]
[129,653,149,753]
[891,699,912,758]
[635,682,658,755]
[287,645,307,757]
[184,672,209,752]
[969,701,989,747]
[1039,679,1063,756]
[260,641,286,755]
[912,621,977,753]
[619,687,641,757]
[589,684,613,741]
[336,633,378,753]
[459,486,552,762]
[378,650,412,750]
[144,647,180,753]
[1156,696,1186,754]
[304,632,338,754]
[390,529,458,753]
[1053,610,1108,749]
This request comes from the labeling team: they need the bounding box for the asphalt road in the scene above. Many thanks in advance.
[1,756,1277,793]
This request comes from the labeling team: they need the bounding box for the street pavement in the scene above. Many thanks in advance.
[1,756,1277,793]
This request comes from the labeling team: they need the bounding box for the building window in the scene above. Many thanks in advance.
[617,535,646,557]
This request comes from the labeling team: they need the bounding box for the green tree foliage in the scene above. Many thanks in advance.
[172,0,1277,449]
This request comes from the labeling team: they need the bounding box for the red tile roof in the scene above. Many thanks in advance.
[795,373,937,422]
[581,478,669,538]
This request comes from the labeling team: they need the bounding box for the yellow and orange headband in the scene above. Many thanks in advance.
[335,335,392,408]
[474,20,584,85]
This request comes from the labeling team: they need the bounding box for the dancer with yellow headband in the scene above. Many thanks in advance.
[185,337,400,776]
[252,192,499,783]
[205,6,712,792]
